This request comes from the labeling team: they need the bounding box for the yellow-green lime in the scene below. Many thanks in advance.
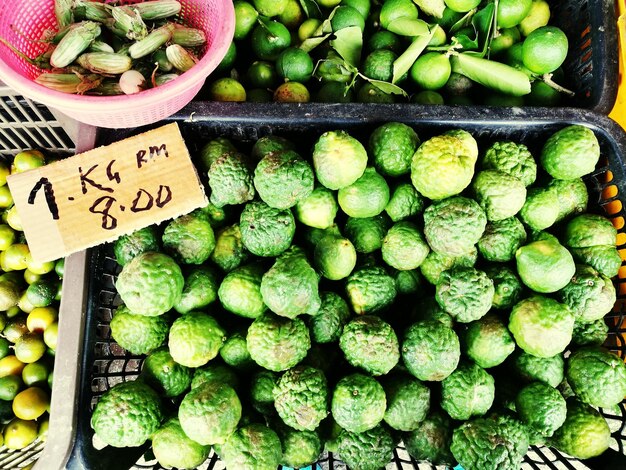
[14,333,46,364]
[252,0,287,17]
[298,18,322,42]
[444,0,481,13]
[13,151,45,173]
[12,386,49,420]
[234,1,259,40]
[274,82,310,102]
[43,322,58,350]
[278,0,304,30]
[209,78,246,102]
[6,206,22,231]
[0,224,16,251]
[380,0,418,29]
[27,307,58,333]
[0,186,13,208]
[410,53,451,90]
[0,161,9,186]
[317,0,341,7]
[519,0,550,36]
[22,361,50,387]
[342,0,371,19]
[0,355,26,377]
[490,27,521,56]
[497,0,532,28]
[3,418,37,449]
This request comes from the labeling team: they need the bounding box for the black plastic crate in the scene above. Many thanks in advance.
[68,103,626,470]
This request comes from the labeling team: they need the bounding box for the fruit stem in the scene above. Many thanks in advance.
[541,73,575,97]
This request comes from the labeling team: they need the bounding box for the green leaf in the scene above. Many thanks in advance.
[451,53,531,96]
[299,33,331,52]
[450,3,495,55]
[392,30,434,83]
[386,18,429,37]
[330,26,362,68]
[359,74,409,97]
[298,0,322,19]
[449,9,477,34]
[412,0,446,18]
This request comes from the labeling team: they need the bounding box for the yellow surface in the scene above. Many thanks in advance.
[610,0,626,129]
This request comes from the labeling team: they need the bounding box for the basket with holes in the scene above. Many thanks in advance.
[61,102,626,470]
[0,82,74,470]
[0,0,234,129]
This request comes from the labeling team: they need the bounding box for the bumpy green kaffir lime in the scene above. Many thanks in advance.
[478,217,526,262]
[261,246,321,318]
[411,131,477,200]
[152,418,211,469]
[402,320,461,381]
[115,252,183,317]
[566,347,626,408]
[472,170,527,222]
[109,304,168,355]
[309,291,351,343]
[345,266,397,314]
[516,382,566,437]
[247,313,310,371]
[91,380,163,448]
[312,130,368,190]
[436,267,494,323]
[552,399,610,459]
[331,373,386,432]
[239,201,295,257]
[250,370,278,415]
[220,332,253,369]
[463,314,516,368]
[174,266,219,314]
[572,318,609,346]
[441,362,495,420]
[451,415,529,470]
[217,423,282,470]
[338,167,390,218]
[540,125,600,180]
[218,263,267,319]
[199,137,237,171]
[210,224,249,272]
[383,374,430,431]
[339,315,400,375]
[548,178,588,222]
[168,312,226,367]
[179,380,241,446]
[484,264,523,310]
[557,264,616,323]
[337,424,395,470]
[382,221,430,271]
[251,135,296,160]
[113,226,159,266]
[508,296,574,357]
[519,187,559,231]
[516,237,575,293]
[344,214,391,253]
[514,351,565,387]
[369,122,420,177]
[385,182,425,222]
[314,235,357,280]
[420,247,478,285]
[192,363,239,391]
[140,347,192,398]
[253,150,314,209]
[404,412,455,466]
[162,211,215,265]
[278,427,322,468]
[208,152,255,207]
[273,365,328,431]
[423,196,487,256]
[482,141,537,186]
[294,187,338,229]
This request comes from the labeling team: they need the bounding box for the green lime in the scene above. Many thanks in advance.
[0,375,23,400]
[490,27,521,56]
[276,47,314,82]
[54,259,64,278]
[314,235,357,280]
[362,49,397,82]
[6,206,22,231]
[12,386,48,420]
[3,418,37,449]
[246,61,278,88]
[38,417,48,441]
[248,88,273,102]
[209,78,246,102]
[17,291,34,315]
[13,151,45,173]
[4,244,29,271]
[278,0,304,30]
[367,30,402,54]
[23,270,41,285]
[0,338,10,359]
[43,322,58,350]
[519,0,550,36]
[429,24,447,46]
[234,1,259,40]
[0,224,16,251]
[357,82,396,103]
[527,79,561,106]
[315,81,354,102]
[497,0,532,28]
[380,0,418,29]
[342,0,370,18]
[410,53,451,90]
[14,333,46,364]
[411,90,445,104]
[27,307,58,333]
[444,0,481,13]
[4,316,28,343]
[22,361,50,387]
[251,20,291,60]
[522,26,568,74]
[215,41,236,73]
[330,5,365,32]
[338,167,390,218]
[318,0,341,6]
[252,0,287,17]
[0,186,13,208]
[297,18,321,42]
[25,280,56,308]
[273,82,310,102]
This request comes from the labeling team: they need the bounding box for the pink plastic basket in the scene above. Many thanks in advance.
[0,0,234,129]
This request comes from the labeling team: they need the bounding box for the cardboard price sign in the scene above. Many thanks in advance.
[7,123,207,262]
